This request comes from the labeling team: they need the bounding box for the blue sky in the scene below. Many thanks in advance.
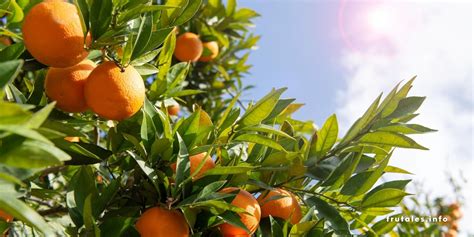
[238,0,473,233]
[239,0,343,124]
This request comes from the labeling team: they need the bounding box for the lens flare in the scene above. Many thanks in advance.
[367,6,394,34]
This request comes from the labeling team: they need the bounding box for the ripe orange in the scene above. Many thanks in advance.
[170,153,215,180]
[84,61,145,121]
[444,229,457,237]
[0,210,13,222]
[45,59,96,113]
[167,104,180,116]
[257,188,302,225]
[64,136,80,142]
[136,207,189,237]
[449,203,460,211]
[199,41,219,62]
[219,187,261,236]
[450,209,462,220]
[450,221,459,231]
[22,1,90,68]
[0,36,12,46]
[174,32,203,62]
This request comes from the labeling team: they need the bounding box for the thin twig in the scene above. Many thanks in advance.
[38,207,68,216]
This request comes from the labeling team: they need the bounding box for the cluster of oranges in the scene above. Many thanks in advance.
[443,202,462,237]
[136,153,302,237]
[174,32,220,63]
[21,1,218,121]
[22,0,145,121]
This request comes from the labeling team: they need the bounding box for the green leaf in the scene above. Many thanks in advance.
[0,139,70,168]
[338,94,382,146]
[197,181,227,200]
[365,180,411,198]
[128,151,160,193]
[219,211,250,234]
[387,96,425,119]
[321,153,361,189]
[378,124,436,134]
[203,164,256,176]
[314,114,338,158]
[168,0,202,26]
[0,43,25,62]
[58,141,112,165]
[361,188,410,208]
[0,125,51,143]
[0,191,54,236]
[372,214,401,234]
[151,31,175,97]
[167,62,190,90]
[381,77,415,118]
[340,154,391,196]
[217,93,240,130]
[234,8,260,21]
[118,5,173,24]
[234,133,286,151]
[174,133,190,190]
[358,131,428,150]
[6,0,23,23]
[305,196,350,235]
[239,124,295,140]
[142,28,173,55]
[168,89,203,97]
[90,0,113,40]
[26,103,56,128]
[100,217,135,237]
[26,70,46,105]
[70,166,98,218]
[121,33,134,66]
[226,0,236,16]
[263,98,296,122]
[132,48,160,66]
[73,0,90,34]
[384,166,412,174]
[136,63,159,75]
[0,60,23,90]
[290,221,318,236]
[132,15,153,60]
[239,88,287,126]
[83,194,101,237]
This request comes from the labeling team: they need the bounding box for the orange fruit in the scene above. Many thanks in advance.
[219,187,261,236]
[449,203,460,211]
[136,206,189,237]
[22,1,90,68]
[0,210,13,222]
[170,153,215,180]
[444,229,457,237]
[84,61,145,121]
[167,104,180,116]
[96,175,103,184]
[450,209,462,220]
[174,32,203,62]
[45,59,96,113]
[64,136,80,142]
[199,41,219,62]
[0,36,12,46]
[450,221,459,231]
[257,188,302,225]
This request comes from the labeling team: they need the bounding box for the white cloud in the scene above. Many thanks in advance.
[337,0,473,233]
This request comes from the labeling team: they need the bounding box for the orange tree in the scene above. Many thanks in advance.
[0,0,439,236]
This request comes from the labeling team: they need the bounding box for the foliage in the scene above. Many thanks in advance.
[0,0,441,236]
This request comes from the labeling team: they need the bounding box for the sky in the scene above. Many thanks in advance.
[239,0,473,233]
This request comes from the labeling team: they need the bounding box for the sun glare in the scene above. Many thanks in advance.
[367,6,394,34]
